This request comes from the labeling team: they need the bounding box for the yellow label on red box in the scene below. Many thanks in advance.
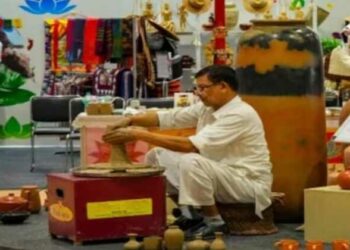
[87,198,153,219]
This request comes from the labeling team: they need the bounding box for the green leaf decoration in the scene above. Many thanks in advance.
[4,117,21,137]
[0,125,5,139]
[0,89,35,106]
[17,123,32,138]
[0,119,32,139]
[0,64,26,90]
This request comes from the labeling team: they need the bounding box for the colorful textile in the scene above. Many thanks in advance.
[110,19,123,63]
[82,18,102,65]
[71,19,85,62]
[121,18,133,57]
[95,19,105,56]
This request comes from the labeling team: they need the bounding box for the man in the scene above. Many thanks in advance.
[103,65,273,239]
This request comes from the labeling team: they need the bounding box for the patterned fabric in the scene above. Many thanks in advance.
[71,19,85,62]
[95,19,106,56]
[121,18,133,57]
[82,18,103,65]
[110,19,123,63]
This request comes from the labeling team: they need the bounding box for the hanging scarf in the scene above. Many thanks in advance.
[71,19,85,62]
[95,19,106,56]
[110,19,123,63]
[82,18,102,65]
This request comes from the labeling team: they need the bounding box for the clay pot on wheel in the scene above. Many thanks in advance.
[337,168,350,190]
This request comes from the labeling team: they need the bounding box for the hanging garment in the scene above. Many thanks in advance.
[92,66,115,96]
[70,19,85,63]
[110,19,123,63]
[82,18,103,65]
[95,19,106,56]
[121,18,134,57]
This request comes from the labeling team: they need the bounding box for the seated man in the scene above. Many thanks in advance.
[103,65,273,239]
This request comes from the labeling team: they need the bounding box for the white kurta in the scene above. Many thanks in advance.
[145,96,273,218]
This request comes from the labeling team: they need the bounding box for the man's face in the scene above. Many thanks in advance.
[194,74,227,108]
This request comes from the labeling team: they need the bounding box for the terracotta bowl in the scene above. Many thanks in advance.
[0,211,30,224]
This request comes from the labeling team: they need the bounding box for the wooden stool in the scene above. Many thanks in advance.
[217,192,285,235]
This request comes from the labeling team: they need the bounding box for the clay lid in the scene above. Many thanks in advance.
[0,193,27,205]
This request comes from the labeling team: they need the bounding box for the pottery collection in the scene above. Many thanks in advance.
[209,232,226,250]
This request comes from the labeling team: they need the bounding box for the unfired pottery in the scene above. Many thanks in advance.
[164,225,184,250]
[209,232,226,250]
[187,234,210,250]
[124,233,141,250]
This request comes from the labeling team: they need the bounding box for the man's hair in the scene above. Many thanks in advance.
[195,65,238,91]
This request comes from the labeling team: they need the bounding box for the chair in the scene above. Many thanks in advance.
[126,97,174,109]
[65,97,85,170]
[30,95,77,172]
[65,96,126,169]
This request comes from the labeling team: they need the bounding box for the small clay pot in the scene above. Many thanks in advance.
[274,239,300,250]
[164,225,184,250]
[210,232,227,250]
[187,234,210,250]
[20,185,41,213]
[124,233,141,250]
[332,240,350,250]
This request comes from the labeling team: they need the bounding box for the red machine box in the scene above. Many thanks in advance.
[47,173,166,244]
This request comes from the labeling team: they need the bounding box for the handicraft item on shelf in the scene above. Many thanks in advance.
[236,20,327,222]
[182,0,212,15]
[177,3,188,32]
[243,0,273,16]
[161,2,176,34]
[225,1,239,31]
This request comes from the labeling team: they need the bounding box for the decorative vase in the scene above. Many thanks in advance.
[337,168,350,190]
[225,1,239,31]
[187,234,210,250]
[124,233,141,250]
[163,225,184,250]
[20,185,41,213]
[209,232,226,250]
[236,20,327,222]
[275,239,300,250]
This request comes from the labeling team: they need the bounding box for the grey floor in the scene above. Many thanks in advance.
[0,147,329,249]
[0,211,307,250]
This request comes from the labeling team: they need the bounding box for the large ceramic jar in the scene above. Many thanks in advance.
[236,20,327,222]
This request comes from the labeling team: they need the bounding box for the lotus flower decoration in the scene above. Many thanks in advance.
[20,0,76,15]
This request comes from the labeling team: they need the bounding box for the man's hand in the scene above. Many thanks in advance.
[103,127,144,144]
[107,117,132,131]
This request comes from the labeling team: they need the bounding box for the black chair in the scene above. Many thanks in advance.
[30,95,77,172]
[65,96,126,169]
[126,97,174,109]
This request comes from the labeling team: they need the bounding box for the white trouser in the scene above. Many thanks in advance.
[145,147,259,207]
